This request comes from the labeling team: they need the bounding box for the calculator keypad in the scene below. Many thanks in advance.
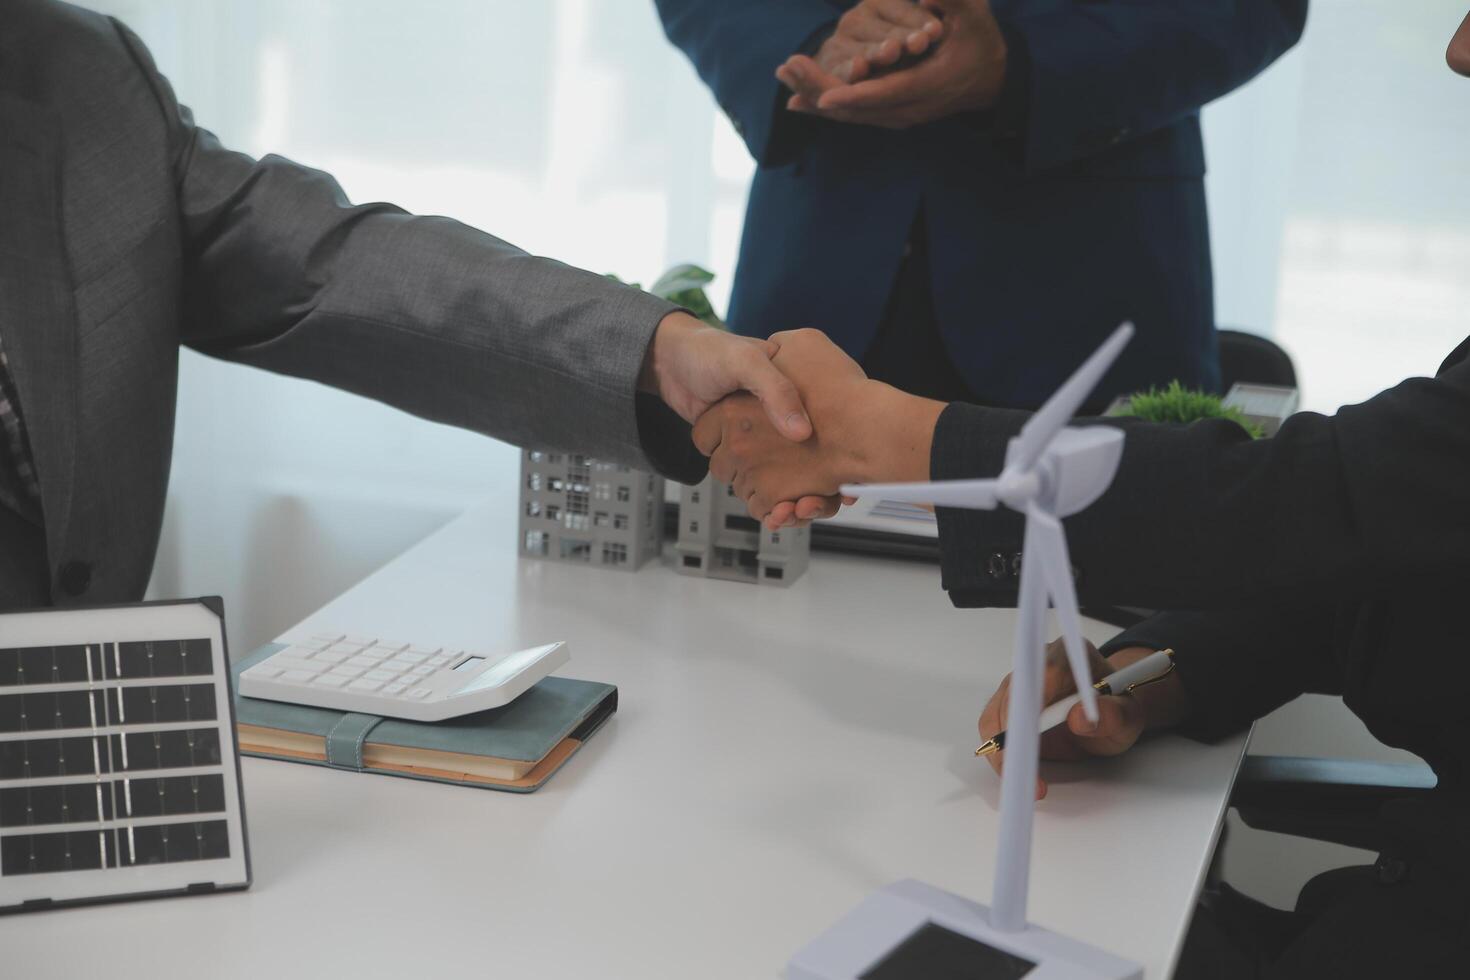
[241,637,485,700]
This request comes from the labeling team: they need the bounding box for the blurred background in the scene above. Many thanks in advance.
[82,0,1468,916]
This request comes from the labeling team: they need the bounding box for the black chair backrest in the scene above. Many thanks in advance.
[1217,328,1297,390]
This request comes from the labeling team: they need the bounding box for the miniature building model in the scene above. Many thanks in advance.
[675,476,809,586]
[519,450,664,570]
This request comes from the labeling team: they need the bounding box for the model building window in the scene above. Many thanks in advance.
[614,514,629,530]
[529,450,545,463]
[691,490,700,504]
[546,505,560,522]
[688,521,699,534]
[567,489,589,515]
[527,472,543,492]
[770,532,780,544]
[595,482,611,500]
[616,485,631,503]
[549,477,564,492]
[524,531,549,556]
[565,513,589,531]
[601,542,628,565]
[560,539,592,562]
[548,454,562,464]
[526,501,542,518]
[594,512,610,528]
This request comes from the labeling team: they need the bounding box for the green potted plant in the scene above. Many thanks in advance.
[608,263,724,329]
[1108,381,1266,438]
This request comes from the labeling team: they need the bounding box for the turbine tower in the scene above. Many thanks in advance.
[842,322,1134,932]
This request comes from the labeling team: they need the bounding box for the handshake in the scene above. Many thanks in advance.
[686,328,945,531]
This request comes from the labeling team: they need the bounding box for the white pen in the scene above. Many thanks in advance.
[975,648,1176,757]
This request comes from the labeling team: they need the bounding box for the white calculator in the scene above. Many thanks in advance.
[236,632,569,722]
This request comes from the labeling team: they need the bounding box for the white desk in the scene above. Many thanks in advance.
[7,499,1245,979]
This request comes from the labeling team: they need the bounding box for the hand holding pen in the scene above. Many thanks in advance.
[976,640,1189,800]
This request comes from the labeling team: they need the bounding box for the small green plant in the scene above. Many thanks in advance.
[1111,380,1264,438]
[607,263,724,330]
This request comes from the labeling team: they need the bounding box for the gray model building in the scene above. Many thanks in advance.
[675,476,809,586]
[518,450,664,570]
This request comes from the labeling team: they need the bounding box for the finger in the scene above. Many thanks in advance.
[817,67,933,112]
[765,500,798,531]
[979,673,1010,741]
[691,409,724,457]
[1040,640,1087,702]
[794,495,842,521]
[778,54,845,101]
[776,61,824,104]
[786,93,820,115]
[838,6,903,44]
[865,36,906,70]
[873,0,940,32]
[734,346,812,441]
[745,481,778,526]
[707,446,737,486]
[1067,696,1146,757]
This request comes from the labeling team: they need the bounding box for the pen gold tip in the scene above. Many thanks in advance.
[974,740,1000,758]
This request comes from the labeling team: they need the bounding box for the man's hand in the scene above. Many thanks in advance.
[787,0,1007,131]
[777,0,946,111]
[978,641,1188,801]
[692,328,944,529]
[640,312,812,442]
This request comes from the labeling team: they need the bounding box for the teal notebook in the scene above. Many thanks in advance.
[231,643,617,793]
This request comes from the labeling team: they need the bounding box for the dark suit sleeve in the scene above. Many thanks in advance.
[1099,603,1341,742]
[655,0,840,167]
[1001,0,1306,171]
[931,341,1470,610]
[107,20,706,483]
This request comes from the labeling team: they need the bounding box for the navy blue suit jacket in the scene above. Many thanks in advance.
[657,0,1307,408]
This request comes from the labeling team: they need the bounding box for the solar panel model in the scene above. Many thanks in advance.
[0,599,251,914]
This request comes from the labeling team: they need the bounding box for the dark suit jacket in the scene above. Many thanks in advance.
[657,0,1307,408]
[931,335,1470,792]
[0,1,697,610]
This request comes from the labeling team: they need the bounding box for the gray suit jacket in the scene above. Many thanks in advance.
[0,0,702,610]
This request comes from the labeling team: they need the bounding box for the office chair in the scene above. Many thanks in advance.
[1216,328,1297,391]
[1229,755,1438,852]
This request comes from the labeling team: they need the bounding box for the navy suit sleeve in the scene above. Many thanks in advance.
[1000,0,1307,171]
[655,0,840,166]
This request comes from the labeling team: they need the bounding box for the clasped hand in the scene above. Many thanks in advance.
[776,0,1007,130]
[690,329,944,530]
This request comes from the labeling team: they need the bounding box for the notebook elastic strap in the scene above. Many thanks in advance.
[324,712,384,770]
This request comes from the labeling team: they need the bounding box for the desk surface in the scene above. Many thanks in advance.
[8,499,1244,979]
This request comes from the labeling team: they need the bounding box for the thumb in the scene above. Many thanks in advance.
[1066,695,1143,755]
[739,346,812,441]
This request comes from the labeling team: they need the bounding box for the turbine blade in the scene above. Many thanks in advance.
[1026,501,1098,723]
[1009,322,1134,474]
[838,479,1000,511]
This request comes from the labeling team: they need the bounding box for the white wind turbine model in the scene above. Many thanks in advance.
[787,324,1142,980]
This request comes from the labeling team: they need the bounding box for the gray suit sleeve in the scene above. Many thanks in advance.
[112,20,705,481]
